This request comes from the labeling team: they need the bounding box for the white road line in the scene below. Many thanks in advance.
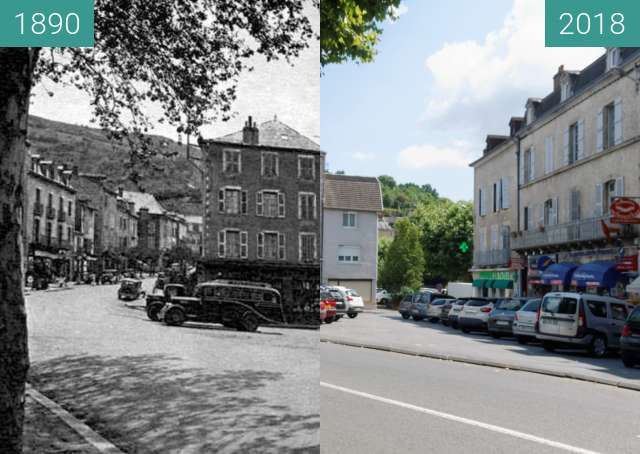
[321,381,604,454]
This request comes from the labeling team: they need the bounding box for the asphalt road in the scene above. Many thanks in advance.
[26,281,319,453]
[321,342,640,454]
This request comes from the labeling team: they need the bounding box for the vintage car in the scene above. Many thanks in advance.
[145,283,188,321]
[158,280,286,332]
[101,269,120,285]
[117,278,145,301]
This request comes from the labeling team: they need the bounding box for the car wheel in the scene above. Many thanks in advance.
[146,304,163,321]
[164,307,185,326]
[401,313,411,320]
[347,313,358,319]
[542,340,556,352]
[429,318,439,323]
[451,322,458,329]
[381,299,389,307]
[239,313,259,332]
[589,335,607,358]
[489,331,501,339]
[441,321,449,326]
[413,316,423,321]
[622,353,636,368]
[461,327,470,334]
[516,336,528,345]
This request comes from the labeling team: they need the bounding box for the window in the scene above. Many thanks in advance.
[560,79,572,102]
[33,218,40,243]
[570,189,581,222]
[299,233,317,262]
[542,296,577,314]
[298,193,316,220]
[337,245,361,263]
[610,303,628,321]
[257,232,285,260]
[543,198,557,226]
[261,152,279,177]
[606,47,621,71]
[603,179,616,215]
[478,187,486,216]
[48,193,53,208]
[68,201,72,216]
[492,182,498,213]
[499,177,510,210]
[218,229,247,259]
[342,212,356,228]
[596,178,623,217]
[523,206,529,231]
[586,300,607,318]
[565,121,583,164]
[524,148,534,182]
[218,187,246,215]
[223,149,241,174]
[298,155,315,180]
[544,136,554,175]
[257,190,284,218]
[57,224,63,245]
[35,188,41,204]
[603,102,615,150]
[45,222,52,245]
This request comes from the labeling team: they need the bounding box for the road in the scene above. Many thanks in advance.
[321,342,640,454]
[26,280,319,453]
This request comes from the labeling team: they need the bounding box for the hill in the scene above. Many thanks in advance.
[27,115,203,215]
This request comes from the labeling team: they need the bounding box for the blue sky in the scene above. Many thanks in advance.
[321,0,602,201]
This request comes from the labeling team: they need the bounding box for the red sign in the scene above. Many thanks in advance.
[616,255,638,272]
[611,197,640,224]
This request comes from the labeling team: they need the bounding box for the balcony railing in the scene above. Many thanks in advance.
[46,206,56,220]
[33,202,43,217]
[473,249,511,267]
[512,217,612,250]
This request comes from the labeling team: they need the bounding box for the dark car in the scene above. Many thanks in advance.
[410,291,454,321]
[117,278,145,301]
[621,306,640,368]
[487,298,528,338]
[146,283,188,321]
[101,269,119,285]
[158,280,286,332]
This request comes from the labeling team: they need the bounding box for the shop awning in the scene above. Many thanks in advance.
[492,280,514,289]
[571,261,621,288]
[472,279,486,288]
[541,263,577,286]
[627,276,640,293]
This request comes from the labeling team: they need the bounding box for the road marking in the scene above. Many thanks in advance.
[320,381,603,454]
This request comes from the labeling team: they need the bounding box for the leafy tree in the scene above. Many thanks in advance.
[412,200,474,284]
[378,218,424,293]
[379,177,439,216]
[320,0,402,67]
[0,1,315,450]
[378,174,396,189]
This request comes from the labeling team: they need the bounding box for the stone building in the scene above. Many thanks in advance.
[25,155,77,284]
[74,197,98,279]
[183,215,203,256]
[198,116,324,320]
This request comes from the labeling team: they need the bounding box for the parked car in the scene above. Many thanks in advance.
[398,293,415,320]
[426,298,450,323]
[487,298,528,338]
[329,286,364,319]
[321,290,337,324]
[458,298,496,333]
[146,283,188,321]
[322,286,346,321]
[376,288,392,307]
[439,300,456,326]
[621,305,640,368]
[512,298,542,344]
[447,299,468,329]
[536,292,633,358]
[158,280,286,332]
[320,299,327,323]
[100,269,119,285]
[117,278,145,301]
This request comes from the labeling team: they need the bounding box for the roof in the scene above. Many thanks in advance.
[324,174,383,212]
[212,118,320,151]
[122,191,166,215]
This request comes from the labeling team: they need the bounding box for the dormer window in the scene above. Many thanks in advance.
[525,101,537,125]
[560,77,572,102]
[606,47,621,71]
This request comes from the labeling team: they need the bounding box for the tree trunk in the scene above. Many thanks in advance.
[0,47,39,454]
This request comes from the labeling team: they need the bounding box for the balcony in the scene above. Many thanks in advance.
[46,206,56,220]
[512,217,616,251]
[33,202,43,217]
[57,210,66,222]
[474,249,511,268]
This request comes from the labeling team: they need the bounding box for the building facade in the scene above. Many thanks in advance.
[74,197,97,279]
[472,47,640,299]
[198,116,324,318]
[322,174,383,305]
[183,215,203,256]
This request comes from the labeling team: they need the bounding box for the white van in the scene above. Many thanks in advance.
[536,292,633,358]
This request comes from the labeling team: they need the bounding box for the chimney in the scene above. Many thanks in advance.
[509,117,524,137]
[553,64,565,91]
[242,116,259,145]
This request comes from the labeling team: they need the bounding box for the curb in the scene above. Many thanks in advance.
[26,384,124,454]
[320,337,640,392]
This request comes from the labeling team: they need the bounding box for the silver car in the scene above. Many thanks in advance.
[512,298,541,344]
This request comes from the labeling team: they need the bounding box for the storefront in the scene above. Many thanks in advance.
[472,270,517,298]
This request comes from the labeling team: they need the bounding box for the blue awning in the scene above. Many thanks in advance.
[541,263,577,286]
[571,261,622,288]
[537,256,554,271]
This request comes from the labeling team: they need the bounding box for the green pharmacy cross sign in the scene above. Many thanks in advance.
[458,241,470,254]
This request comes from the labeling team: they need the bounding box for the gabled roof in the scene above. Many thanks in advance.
[122,191,166,215]
[213,118,320,151]
[324,174,383,212]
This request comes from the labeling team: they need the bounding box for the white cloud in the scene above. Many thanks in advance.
[388,3,408,21]
[423,0,602,133]
[398,141,474,170]
[352,151,376,161]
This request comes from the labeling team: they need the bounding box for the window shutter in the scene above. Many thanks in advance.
[502,177,510,209]
[481,187,486,216]
[278,192,285,218]
[275,155,279,176]
[297,194,302,220]
[594,183,603,217]
[256,191,263,216]
[552,197,559,226]
[490,225,498,250]
[260,152,264,176]
[312,194,317,219]
[577,119,585,160]
[614,97,623,145]
[238,152,242,174]
[218,230,226,258]
[596,109,604,152]
[241,191,248,214]
[222,152,227,173]
[615,176,625,197]
[518,152,525,185]
[538,203,544,228]
[257,232,264,258]
[545,136,553,174]
[240,231,248,258]
[529,148,535,180]
[563,128,570,165]
[218,189,225,213]
[278,233,286,260]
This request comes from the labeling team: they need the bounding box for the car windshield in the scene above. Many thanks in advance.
[628,307,640,322]
[402,294,413,302]
[348,290,360,297]
[542,296,578,314]
[431,299,447,306]
[466,299,489,307]
[521,299,541,312]
[495,299,522,311]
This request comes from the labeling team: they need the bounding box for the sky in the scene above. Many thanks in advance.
[30,1,319,145]
[320,0,604,202]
